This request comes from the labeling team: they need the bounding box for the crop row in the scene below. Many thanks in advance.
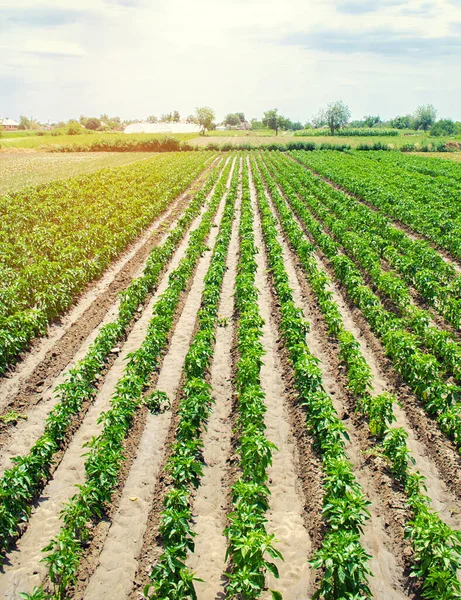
[292,150,461,261]
[0,157,228,560]
[0,151,214,373]
[251,155,373,599]
[255,152,461,600]
[145,156,239,599]
[358,150,461,186]
[287,152,461,330]
[224,158,282,599]
[2,158,233,600]
[262,151,461,449]
[271,155,461,386]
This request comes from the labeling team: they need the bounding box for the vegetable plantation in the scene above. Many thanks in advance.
[0,149,461,600]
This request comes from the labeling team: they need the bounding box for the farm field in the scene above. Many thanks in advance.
[0,150,461,600]
[0,153,155,194]
[0,131,197,150]
[190,131,461,150]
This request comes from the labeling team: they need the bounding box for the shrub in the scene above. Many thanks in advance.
[67,121,83,135]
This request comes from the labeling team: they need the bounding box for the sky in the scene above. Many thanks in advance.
[1,0,461,124]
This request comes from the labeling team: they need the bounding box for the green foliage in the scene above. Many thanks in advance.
[66,120,83,135]
[260,149,461,598]
[364,115,381,128]
[0,152,211,373]
[413,104,437,131]
[389,114,412,129]
[147,157,239,599]
[0,155,224,561]
[430,119,456,137]
[0,411,27,425]
[313,100,352,135]
[195,106,215,135]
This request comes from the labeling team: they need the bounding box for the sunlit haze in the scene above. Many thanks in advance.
[1,0,461,123]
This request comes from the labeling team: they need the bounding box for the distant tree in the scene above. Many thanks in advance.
[389,115,412,129]
[251,118,265,130]
[284,119,303,131]
[364,115,381,128]
[430,119,455,137]
[413,104,437,131]
[67,120,83,135]
[262,109,287,136]
[147,115,158,123]
[160,113,172,123]
[195,106,215,135]
[314,101,351,135]
[85,117,102,130]
[186,114,196,124]
[172,110,180,122]
[224,113,241,127]
[18,115,32,130]
[235,112,245,122]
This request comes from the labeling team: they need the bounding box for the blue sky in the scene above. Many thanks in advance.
[1,0,460,123]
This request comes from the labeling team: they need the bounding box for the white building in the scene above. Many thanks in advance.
[0,118,19,131]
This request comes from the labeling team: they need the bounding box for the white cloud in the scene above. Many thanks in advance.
[1,0,460,122]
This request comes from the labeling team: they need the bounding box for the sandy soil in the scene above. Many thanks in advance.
[0,158,228,599]
[255,161,411,600]
[82,161,236,600]
[250,165,313,599]
[0,160,223,478]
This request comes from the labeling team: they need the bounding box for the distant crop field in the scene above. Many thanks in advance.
[0,152,154,193]
[191,131,461,149]
[0,131,196,150]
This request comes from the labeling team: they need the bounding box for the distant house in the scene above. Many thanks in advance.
[0,118,19,131]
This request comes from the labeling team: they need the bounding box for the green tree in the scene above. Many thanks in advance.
[195,106,215,135]
[430,119,455,137]
[224,113,241,127]
[251,118,264,130]
[314,101,351,135]
[172,110,180,122]
[413,104,437,131]
[67,120,83,135]
[186,114,196,124]
[364,115,381,128]
[262,108,287,136]
[389,115,412,129]
[147,115,158,123]
[18,116,32,130]
[235,112,245,122]
[85,117,101,130]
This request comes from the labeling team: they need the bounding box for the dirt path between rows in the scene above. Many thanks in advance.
[0,161,229,599]
[0,156,220,422]
[250,165,313,599]
[184,169,241,600]
[257,164,410,600]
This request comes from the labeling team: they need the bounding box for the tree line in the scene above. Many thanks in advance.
[5,103,461,138]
